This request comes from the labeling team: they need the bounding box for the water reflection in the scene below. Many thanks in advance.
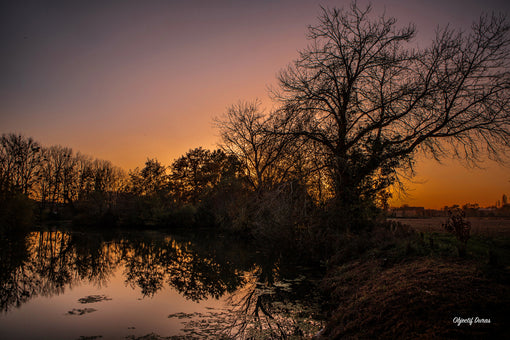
[0,230,323,338]
[122,236,244,300]
[1,231,111,312]
[0,232,32,312]
[1,231,246,311]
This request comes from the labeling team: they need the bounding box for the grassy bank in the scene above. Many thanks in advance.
[317,224,510,339]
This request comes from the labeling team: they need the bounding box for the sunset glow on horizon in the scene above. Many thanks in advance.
[1,0,509,209]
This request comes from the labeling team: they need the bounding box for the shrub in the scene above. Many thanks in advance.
[443,208,471,257]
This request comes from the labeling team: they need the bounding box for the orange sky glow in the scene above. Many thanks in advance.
[1,0,509,209]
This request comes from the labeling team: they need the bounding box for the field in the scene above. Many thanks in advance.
[390,217,510,237]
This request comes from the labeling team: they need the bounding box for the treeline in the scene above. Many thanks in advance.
[0,131,326,240]
[0,133,125,229]
[0,134,125,205]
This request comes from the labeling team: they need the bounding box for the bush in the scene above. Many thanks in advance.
[443,208,471,257]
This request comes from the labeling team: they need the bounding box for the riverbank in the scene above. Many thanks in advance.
[317,222,510,339]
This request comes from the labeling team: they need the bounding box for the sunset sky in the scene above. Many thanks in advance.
[1,0,509,209]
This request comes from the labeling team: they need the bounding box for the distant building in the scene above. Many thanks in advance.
[424,209,446,217]
[392,206,425,218]
[478,207,497,217]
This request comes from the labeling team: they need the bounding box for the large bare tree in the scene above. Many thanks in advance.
[273,3,510,209]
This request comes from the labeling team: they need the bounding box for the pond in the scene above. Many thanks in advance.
[0,229,324,339]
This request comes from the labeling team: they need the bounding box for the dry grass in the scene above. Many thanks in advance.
[317,221,510,339]
[320,257,509,339]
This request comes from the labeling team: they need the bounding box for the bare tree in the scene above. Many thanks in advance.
[75,153,95,200]
[0,133,42,196]
[272,3,510,210]
[37,145,75,207]
[215,101,301,192]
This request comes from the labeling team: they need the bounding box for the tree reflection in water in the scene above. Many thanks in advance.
[0,230,323,338]
[0,231,123,312]
[0,231,33,312]
[121,236,246,300]
[198,265,323,339]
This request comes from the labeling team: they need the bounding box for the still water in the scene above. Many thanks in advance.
[0,230,323,339]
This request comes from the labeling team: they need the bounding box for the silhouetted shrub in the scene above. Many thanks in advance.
[443,208,471,257]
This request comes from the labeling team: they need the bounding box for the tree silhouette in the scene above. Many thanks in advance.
[37,145,75,208]
[129,158,168,197]
[272,3,510,214]
[171,147,235,204]
[0,133,41,195]
[215,101,302,192]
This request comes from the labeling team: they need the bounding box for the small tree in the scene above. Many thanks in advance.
[443,208,471,257]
